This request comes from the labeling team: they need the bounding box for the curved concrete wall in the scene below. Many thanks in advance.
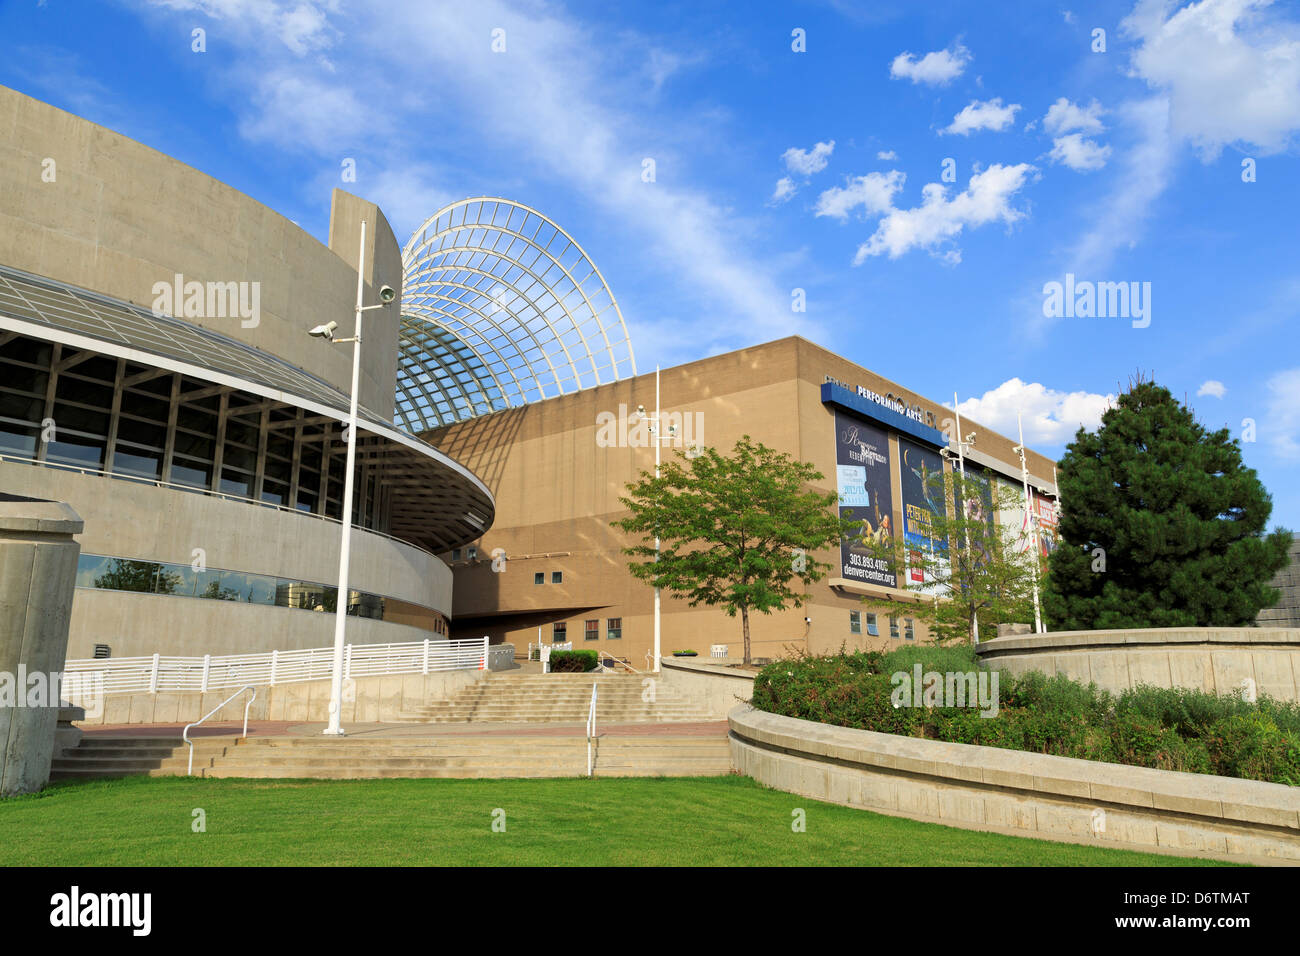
[730,704,1300,864]
[0,461,450,658]
[975,627,1300,701]
[658,657,754,718]
[0,85,397,416]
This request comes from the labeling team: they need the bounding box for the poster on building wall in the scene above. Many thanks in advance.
[955,463,996,571]
[834,411,896,589]
[898,437,948,593]
[1033,491,1060,557]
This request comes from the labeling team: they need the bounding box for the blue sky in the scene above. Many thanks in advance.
[2,0,1297,530]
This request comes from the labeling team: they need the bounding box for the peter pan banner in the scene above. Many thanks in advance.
[834,411,896,589]
[899,437,948,591]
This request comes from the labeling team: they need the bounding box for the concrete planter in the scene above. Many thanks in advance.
[729,704,1300,864]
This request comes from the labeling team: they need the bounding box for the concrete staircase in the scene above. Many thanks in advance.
[396,672,718,723]
[50,734,733,780]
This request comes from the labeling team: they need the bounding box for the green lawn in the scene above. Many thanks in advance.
[0,775,1230,866]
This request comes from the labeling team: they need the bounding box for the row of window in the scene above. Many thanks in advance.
[550,618,622,641]
[849,610,915,641]
[73,554,448,636]
[0,338,381,529]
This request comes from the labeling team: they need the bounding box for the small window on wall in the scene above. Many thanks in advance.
[866,613,879,636]
[553,622,567,642]
[451,549,462,562]
[607,618,622,640]
[551,571,563,584]
[889,615,900,640]
[534,572,545,585]
[584,619,599,641]
[849,611,861,634]
[904,618,916,641]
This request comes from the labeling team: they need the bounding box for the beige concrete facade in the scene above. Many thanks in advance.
[430,337,1056,662]
[976,627,1300,701]
[0,85,397,416]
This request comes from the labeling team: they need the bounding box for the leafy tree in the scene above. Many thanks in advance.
[853,467,1042,644]
[1045,379,1292,628]
[612,436,855,664]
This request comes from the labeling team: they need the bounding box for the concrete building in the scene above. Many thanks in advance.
[1258,538,1300,628]
[427,337,1059,663]
[0,86,493,659]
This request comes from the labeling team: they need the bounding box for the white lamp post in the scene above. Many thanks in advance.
[631,365,677,673]
[1013,412,1044,634]
[308,219,395,736]
[951,393,979,644]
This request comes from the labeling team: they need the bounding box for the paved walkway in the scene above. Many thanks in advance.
[82,719,730,739]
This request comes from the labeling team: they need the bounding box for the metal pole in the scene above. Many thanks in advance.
[324,219,367,736]
[1017,412,1043,634]
[953,393,978,645]
[653,364,661,674]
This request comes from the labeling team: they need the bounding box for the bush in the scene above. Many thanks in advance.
[750,649,1299,785]
[549,650,598,672]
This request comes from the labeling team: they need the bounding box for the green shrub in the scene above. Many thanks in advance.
[750,649,1299,785]
[1204,713,1300,785]
[549,650,598,672]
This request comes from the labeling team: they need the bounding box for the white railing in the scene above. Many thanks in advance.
[710,644,729,659]
[586,682,597,778]
[63,637,490,698]
[528,641,572,661]
[183,685,256,776]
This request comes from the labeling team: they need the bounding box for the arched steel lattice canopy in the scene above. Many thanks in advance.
[396,197,637,433]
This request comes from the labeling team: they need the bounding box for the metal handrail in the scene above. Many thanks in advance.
[182,685,257,776]
[585,683,597,778]
[598,654,643,675]
[0,452,431,556]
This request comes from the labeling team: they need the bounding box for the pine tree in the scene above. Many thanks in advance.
[1044,379,1292,629]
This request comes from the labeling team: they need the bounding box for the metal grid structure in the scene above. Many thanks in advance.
[397,197,637,432]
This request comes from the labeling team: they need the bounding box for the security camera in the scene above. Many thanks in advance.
[965,432,976,444]
[1012,445,1023,455]
[309,321,338,340]
[635,404,646,417]
[378,285,396,303]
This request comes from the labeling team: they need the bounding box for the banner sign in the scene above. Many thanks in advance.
[834,411,896,589]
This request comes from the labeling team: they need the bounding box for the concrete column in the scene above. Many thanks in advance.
[0,495,84,796]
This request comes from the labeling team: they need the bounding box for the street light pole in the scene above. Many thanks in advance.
[952,393,979,645]
[653,365,661,674]
[316,220,394,735]
[1015,412,1044,634]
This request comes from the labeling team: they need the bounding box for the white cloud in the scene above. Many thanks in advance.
[942,97,1021,135]
[954,378,1116,446]
[1264,367,1300,459]
[853,163,1036,263]
[1043,97,1106,135]
[1049,132,1113,171]
[1067,97,1174,274]
[771,176,797,203]
[889,43,971,85]
[131,0,811,356]
[1121,0,1300,158]
[814,171,905,220]
[782,140,835,176]
[1063,10,1077,25]
[877,149,898,161]
[1197,379,1227,398]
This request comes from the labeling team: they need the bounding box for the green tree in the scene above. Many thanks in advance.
[612,436,854,664]
[1045,380,1292,628]
[853,467,1042,643]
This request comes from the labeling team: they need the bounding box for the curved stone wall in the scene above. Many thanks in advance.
[1,461,450,658]
[975,627,1300,701]
[0,85,397,416]
[729,704,1300,864]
